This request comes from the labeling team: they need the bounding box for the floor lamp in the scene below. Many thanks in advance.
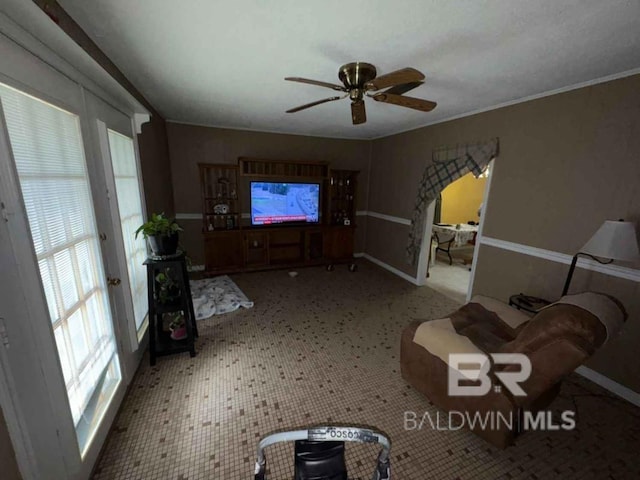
[562,220,640,296]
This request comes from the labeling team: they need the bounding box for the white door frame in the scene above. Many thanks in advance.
[415,202,436,285]
[467,160,496,301]
[96,120,143,359]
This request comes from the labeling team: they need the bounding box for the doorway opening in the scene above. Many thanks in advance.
[424,166,491,303]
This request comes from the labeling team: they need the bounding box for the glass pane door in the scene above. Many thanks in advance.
[107,129,148,331]
[0,83,121,456]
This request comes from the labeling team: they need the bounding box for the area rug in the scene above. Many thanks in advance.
[190,275,254,320]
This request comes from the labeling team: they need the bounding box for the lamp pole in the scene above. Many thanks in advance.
[562,252,613,297]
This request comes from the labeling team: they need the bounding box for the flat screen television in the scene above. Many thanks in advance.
[250,181,320,226]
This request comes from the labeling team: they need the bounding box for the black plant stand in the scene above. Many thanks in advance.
[145,253,198,366]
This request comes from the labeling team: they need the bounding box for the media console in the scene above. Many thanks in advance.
[199,158,358,275]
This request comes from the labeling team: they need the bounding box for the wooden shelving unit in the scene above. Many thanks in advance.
[327,169,358,226]
[239,157,329,178]
[144,254,198,366]
[200,158,358,275]
[199,163,241,232]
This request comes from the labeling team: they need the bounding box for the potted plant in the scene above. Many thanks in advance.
[168,313,187,341]
[155,270,187,340]
[154,268,181,305]
[135,213,183,256]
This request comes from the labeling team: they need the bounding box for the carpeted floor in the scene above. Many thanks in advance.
[93,261,640,479]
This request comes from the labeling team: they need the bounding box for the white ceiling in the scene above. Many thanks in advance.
[58,0,640,139]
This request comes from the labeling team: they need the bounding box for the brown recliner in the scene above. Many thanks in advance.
[400,293,626,448]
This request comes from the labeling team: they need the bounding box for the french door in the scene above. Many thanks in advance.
[84,91,149,376]
[0,80,123,457]
[0,34,146,479]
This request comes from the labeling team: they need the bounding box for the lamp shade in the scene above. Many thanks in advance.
[581,220,640,261]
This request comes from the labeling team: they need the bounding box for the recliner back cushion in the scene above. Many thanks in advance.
[497,304,607,405]
[499,304,607,357]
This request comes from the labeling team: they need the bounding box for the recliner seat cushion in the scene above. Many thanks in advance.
[470,295,532,329]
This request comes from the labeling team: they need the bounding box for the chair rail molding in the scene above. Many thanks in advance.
[177,210,409,224]
[362,211,411,226]
[480,236,640,283]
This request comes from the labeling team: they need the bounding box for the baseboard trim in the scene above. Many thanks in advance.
[575,366,640,407]
[481,236,640,283]
[362,254,419,285]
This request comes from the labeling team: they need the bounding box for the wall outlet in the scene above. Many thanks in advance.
[187,264,205,272]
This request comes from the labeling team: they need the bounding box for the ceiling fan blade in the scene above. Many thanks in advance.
[286,96,342,113]
[351,100,366,125]
[384,81,424,96]
[372,93,437,112]
[285,77,346,91]
[365,68,425,91]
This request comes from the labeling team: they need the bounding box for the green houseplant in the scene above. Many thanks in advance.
[154,268,181,304]
[135,213,183,256]
[155,269,187,340]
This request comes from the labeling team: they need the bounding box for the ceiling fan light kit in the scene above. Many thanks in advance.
[285,62,437,125]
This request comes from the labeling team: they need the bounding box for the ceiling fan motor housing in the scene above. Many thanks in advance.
[338,62,377,89]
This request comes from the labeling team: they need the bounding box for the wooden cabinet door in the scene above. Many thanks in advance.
[204,231,244,272]
[245,232,269,267]
[323,227,355,262]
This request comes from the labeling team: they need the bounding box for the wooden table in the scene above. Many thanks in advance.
[432,223,478,247]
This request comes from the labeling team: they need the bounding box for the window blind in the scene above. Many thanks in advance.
[107,130,148,331]
[0,83,121,453]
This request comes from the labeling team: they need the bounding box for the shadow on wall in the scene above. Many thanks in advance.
[137,117,175,217]
[0,406,22,480]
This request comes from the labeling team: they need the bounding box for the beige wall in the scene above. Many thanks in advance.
[0,406,21,480]
[367,74,640,392]
[473,246,640,391]
[440,172,486,224]
[166,122,371,264]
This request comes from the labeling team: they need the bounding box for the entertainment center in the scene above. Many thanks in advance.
[199,157,359,275]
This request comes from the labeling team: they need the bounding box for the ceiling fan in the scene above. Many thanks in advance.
[285,62,437,125]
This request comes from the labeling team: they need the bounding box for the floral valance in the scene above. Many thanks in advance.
[406,137,500,265]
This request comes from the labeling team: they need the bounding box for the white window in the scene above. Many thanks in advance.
[0,83,121,455]
[107,129,148,331]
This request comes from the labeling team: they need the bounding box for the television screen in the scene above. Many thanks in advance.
[251,181,320,225]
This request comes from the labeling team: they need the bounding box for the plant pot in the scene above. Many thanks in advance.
[170,325,187,341]
[148,233,179,256]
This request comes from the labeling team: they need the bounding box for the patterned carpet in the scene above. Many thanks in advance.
[93,261,640,479]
